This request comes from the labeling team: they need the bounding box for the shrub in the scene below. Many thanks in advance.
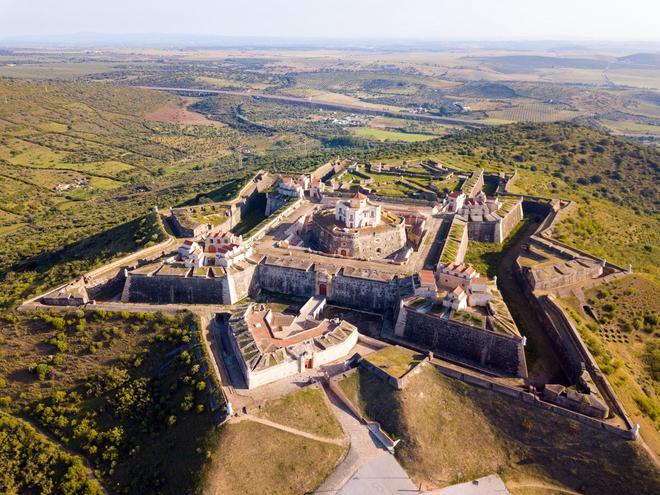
[30,363,53,380]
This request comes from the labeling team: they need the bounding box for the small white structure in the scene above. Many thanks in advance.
[467,277,492,306]
[206,231,242,247]
[205,232,253,268]
[443,286,468,311]
[415,270,438,298]
[457,190,500,217]
[277,175,309,198]
[178,240,205,268]
[335,192,381,229]
[445,191,466,212]
[310,178,325,200]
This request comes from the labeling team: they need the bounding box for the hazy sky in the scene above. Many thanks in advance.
[0,0,658,41]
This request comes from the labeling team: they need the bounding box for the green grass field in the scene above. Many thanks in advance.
[254,387,344,439]
[351,127,437,142]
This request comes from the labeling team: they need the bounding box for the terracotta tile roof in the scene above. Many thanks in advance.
[418,270,436,285]
[352,192,368,200]
[452,286,465,295]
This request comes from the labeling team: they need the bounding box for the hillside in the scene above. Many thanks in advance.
[0,309,220,494]
[340,366,660,494]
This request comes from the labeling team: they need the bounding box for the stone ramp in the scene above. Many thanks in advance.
[315,384,403,494]
[335,454,418,495]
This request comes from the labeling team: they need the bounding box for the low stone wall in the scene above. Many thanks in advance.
[429,360,637,440]
[397,308,527,377]
[360,355,430,390]
[324,191,436,207]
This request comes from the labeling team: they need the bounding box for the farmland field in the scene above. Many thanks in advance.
[351,127,437,142]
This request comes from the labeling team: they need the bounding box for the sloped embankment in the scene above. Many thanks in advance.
[339,366,660,494]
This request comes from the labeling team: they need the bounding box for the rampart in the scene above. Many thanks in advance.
[395,307,527,377]
[125,271,229,304]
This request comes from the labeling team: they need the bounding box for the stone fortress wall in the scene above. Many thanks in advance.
[465,197,523,243]
[395,306,527,377]
[171,171,273,238]
[255,262,415,313]
[125,271,228,304]
[307,213,407,259]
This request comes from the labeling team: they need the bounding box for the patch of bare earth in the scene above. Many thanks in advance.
[146,98,224,127]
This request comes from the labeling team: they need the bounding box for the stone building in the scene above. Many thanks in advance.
[335,192,381,228]
[227,297,358,388]
[304,194,406,259]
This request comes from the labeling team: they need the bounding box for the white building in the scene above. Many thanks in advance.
[457,190,500,217]
[205,232,253,268]
[415,270,438,298]
[228,297,359,389]
[310,178,325,200]
[277,175,309,198]
[445,191,466,212]
[467,277,492,306]
[443,286,468,311]
[335,192,381,229]
[178,240,205,268]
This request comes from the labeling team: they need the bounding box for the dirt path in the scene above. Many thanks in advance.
[230,414,346,446]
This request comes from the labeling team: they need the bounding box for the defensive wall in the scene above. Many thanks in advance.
[171,171,273,238]
[464,197,524,244]
[254,260,415,314]
[394,306,527,378]
[359,352,431,390]
[511,196,635,433]
[125,270,228,304]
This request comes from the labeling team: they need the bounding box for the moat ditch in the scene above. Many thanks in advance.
[496,216,569,386]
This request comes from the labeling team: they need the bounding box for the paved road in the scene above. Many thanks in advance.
[139,86,490,127]
[336,454,418,495]
[315,385,415,494]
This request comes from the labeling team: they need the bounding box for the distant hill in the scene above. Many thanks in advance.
[616,52,660,68]
[466,55,610,72]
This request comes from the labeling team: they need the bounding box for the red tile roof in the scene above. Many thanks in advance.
[418,270,436,285]
[352,192,368,200]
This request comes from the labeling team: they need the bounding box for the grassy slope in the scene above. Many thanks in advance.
[424,123,659,279]
[204,421,344,495]
[340,367,660,494]
[558,273,660,453]
[254,387,343,439]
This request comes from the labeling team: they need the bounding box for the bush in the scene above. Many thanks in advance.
[30,363,53,380]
